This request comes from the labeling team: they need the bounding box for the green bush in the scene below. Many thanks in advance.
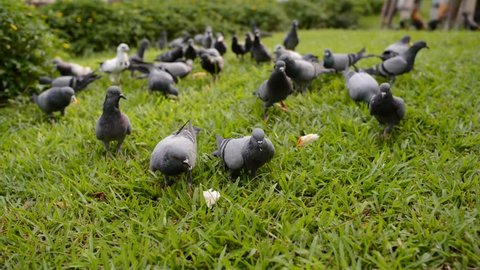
[0,1,58,101]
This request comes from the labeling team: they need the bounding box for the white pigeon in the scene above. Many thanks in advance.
[100,43,130,83]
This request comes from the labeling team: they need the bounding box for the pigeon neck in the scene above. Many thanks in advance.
[137,45,147,59]
[103,99,120,114]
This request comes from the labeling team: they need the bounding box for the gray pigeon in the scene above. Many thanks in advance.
[283,20,299,51]
[156,30,167,50]
[369,83,406,137]
[150,121,200,192]
[155,60,193,79]
[148,67,179,96]
[155,47,184,62]
[199,48,224,80]
[363,41,428,84]
[274,45,302,61]
[381,35,411,61]
[253,60,293,118]
[213,128,275,179]
[31,86,77,120]
[280,55,334,95]
[251,32,272,64]
[95,86,131,153]
[202,26,214,49]
[323,48,370,71]
[343,69,380,104]
[39,73,101,92]
[129,38,150,75]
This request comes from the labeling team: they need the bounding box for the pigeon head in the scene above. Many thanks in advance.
[292,20,298,28]
[379,83,393,98]
[53,57,62,65]
[216,33,224,41]
[232,35,238,43]
[61,86,76,102]
[187,38,194,46]
[411,41,429,50]
[117,43,130,53]
[400,35,411,44]
[323,49,334,68]
[274,45,284,53]
[140,39,150,48]
[170,148,192,170]
[103,86,126,112]
[251,128,266,150]
[274,60,286,72]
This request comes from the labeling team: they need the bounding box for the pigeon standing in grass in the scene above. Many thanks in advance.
[363,41,429,84]
[253,60,293,118]
[53,58,93,77]
[274,45,302,61]
[199,48,224,80]
[231,35,247,59]
[280,55,333,95]
[214,33,227,55]
[100,43,130,83]
[343,69,380,104]
[150,121,200,193]
[148,67,179,96]
[369,83,406,137]
[245,33,253,53]
[31,86,77,120]
[283,20,299,51]
[213,128,275,179]
[381,35,411,61]
[156,30,167,50]
[39,73,101,92]
[202,26,214,49]
[129,38,149,75]
[95,86,131,153]
[323,48,371,71]
[251,32,272,64]
[155,47,184,62]
[183,39,197,60]
[156,60,193,79]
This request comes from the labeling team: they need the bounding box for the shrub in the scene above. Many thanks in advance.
[0,1,59,101]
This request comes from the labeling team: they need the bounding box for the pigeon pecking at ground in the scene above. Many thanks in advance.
[155,60,193,79]
[39,73,101,92]
[31,86,77,120]
[283,20,299,51]
[323,48,372,72]
[150,121,200,193]
[213,128,275,179]
[199,48,224,81]
[343,68,380,104]
[380,35,411,61]
[53,57,93,77]
[95,86,131,153]
[251,32,272,64]
[231,35,247,59]
[99,43,130,83]
[363,41,429,84]
[369,83,406,137]
[253,60,293,119]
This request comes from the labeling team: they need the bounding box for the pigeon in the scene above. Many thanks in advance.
[323,48,370,71]
[150,121,200,192]
[31,86,77,120]
[283,20,299,51]
[253,60,293,118]
[53,58,93,77]
[199,48,224,80]
[154,47,184,62]
[156,30,167,50]
[183,39,197,60]
[381,35,411,61]
[231,35,247,59]
[274,45,302,61]
[213,33,227,55]
[213,128,275,179]
[95,86,131,153]
[251,32,272,64]
[100,43,130,83]
[280,55,333,95]
[39,73,101,92]
[245,33,253,53]
[155,60,193,79]
[369,83,406,137]
[129,38,150,75]
[363,41,429,84]
[202,26,214,49]
[342,69,380,104]
[148,67,179,96]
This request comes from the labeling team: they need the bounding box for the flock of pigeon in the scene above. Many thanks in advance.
[30,21,429,192]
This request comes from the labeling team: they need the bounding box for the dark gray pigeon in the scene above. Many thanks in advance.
[343,69,380,104]
[155,60,193,79]
[155,47,184,62]
[150,121,200,192]
[381,35,411,61]
[95,86,131,153]
[31,86,77,120]
[213,33,227,55]
[369,83,406,137]
[253,60,293,118]
[363,41,428,84]
[129,38,150,75]
[231,35,247,59]
[274,45,302,61]
[148,67,179,96]
[213,128,275,179]
[283,20,299,51]
[251,32,272,64]
[245,33,253,53]
[156,30,167,50]
[199,48,224,80]
[323,48,370,71]
[39,73,101,92]
[183,39,197,60]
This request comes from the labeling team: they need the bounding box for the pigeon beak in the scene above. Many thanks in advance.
[279,67,285,72]
[381,92,386,97]
[183,159,192,170]
[257,140,264,151]
[120,94,126,100]
[71,95,79,104]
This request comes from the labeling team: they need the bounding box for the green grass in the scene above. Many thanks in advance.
[1,29,480,269]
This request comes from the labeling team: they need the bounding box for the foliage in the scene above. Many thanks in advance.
[1,30,479,268]
[0,0,58,101]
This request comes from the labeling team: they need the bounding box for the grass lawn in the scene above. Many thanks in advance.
[1,29,479,269]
